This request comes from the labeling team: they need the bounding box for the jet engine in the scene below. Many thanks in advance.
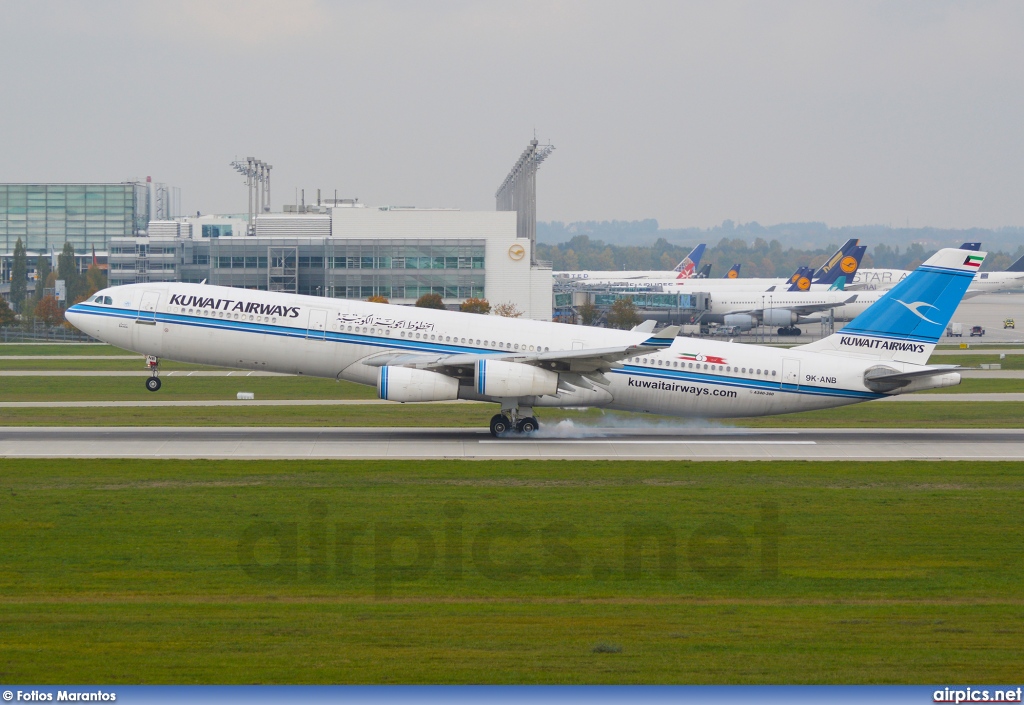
[475,360,559,398]
[377,366,459,402]
[723,314,757,331]
[762,309,799,327]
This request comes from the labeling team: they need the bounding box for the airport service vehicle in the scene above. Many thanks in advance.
[1004,319,1015,330]
[554,244,706,282]
[66,249,980,436]
[971,326,985,337]
[947,323,964,338]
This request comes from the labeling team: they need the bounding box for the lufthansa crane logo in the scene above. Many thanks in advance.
[840,255,858,274]
[508,244,526,261]
[727,270,738,278]
[796,276,811,290]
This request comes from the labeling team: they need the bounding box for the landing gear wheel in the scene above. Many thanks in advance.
[489,413,512,437]
[145,377,162,392]
[516,417,539,434]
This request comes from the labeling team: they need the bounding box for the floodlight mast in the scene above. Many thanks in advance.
[230,157,272,235]
[495,139,554,265]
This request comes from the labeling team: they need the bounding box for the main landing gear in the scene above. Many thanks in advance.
[489,407,540,437]
[145,355,161,392]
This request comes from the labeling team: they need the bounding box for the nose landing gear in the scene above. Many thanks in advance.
[145,355,161,392]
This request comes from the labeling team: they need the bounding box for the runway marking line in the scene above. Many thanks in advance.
[479,440,817,445]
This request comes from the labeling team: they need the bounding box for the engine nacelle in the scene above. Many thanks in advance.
[762,309,798,326]
[475,359,559,398]
[377,366,459,402]
[723,314,757,331]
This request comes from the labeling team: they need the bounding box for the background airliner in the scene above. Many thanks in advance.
[67,248,980,436]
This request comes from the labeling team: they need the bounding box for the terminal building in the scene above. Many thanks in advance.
[107,206,552,320]
[2,141,555,319]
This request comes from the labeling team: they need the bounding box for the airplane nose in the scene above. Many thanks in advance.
[64,305,84,330]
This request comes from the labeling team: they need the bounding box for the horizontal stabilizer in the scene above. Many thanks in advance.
[865,365,960,383]
[631,319,657,333]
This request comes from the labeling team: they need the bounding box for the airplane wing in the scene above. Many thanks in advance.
[361,327,680,377]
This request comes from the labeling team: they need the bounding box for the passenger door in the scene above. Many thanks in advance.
[781,358,800,392]
[137,291,160,324]
[306,309,328,341]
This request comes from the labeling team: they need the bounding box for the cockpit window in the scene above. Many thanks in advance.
[104,296,112,305]
[91,295,113,305]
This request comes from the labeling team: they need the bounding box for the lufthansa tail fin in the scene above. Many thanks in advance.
[786,267,814,292]
[723,263,741,279]
[814,244,865,286]
[798,248,984,365]
[812,238,859,281]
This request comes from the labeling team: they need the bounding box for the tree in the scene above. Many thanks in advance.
[493,301,523,318]
[9,238,27,313]
[415,293,446,310]
[606,297,640,330]
[33,254,52,306]
[459,298,490,314]
[57,242,81,303]
[366,295,389,304]
[34,295,64,327]
[85,263,106,296]
[577,299,600,326]
[0,296,16,327]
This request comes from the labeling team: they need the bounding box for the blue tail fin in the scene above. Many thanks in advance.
[959,242,981,251]
[814,244,865,286]
[799,248,985,364]
[723,263,741,279]
[786,267,814,291]
[812,238,859,281]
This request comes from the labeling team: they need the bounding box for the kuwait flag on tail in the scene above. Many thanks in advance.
[963,254,984,268]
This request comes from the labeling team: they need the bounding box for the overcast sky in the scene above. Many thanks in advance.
[1,1,1022,229]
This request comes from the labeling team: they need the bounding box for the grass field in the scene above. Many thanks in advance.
[0,343,124,356]
[0,375,377,401]
[0,401,1022,428]
[0,458,1020,683]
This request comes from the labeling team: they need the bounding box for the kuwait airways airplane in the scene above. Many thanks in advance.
[66,248,980,436]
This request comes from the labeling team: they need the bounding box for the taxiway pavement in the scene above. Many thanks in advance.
[2,426,1021,460]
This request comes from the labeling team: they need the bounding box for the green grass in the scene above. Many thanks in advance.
[929,354,1024,370]
[0,401,1022,428]
[0,375,377,402]
[0,343,126,356]
[0,458,1021,683]
[0,358,231,371]
[916,378,1024,393]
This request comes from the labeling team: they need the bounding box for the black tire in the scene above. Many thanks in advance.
[145,377,162,392]
[489,413,511,437]
[516,417,539,434]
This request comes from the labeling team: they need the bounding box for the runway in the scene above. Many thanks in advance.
[3,426,1022,460]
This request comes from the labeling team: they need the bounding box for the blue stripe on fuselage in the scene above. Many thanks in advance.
[69,304,881,401]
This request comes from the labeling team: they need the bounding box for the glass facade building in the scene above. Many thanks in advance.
[110,237,487,300]
[0,183,149,254]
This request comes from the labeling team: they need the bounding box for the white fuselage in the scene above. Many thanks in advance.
[66,282,954,420]
[853,268,1024,293]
